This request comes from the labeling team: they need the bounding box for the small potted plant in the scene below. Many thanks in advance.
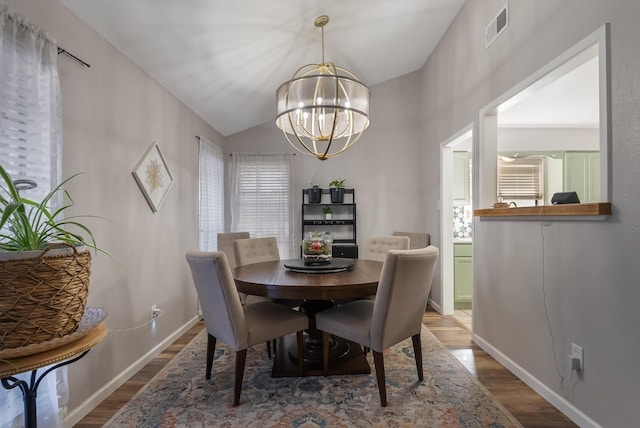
[306,184,322,204]
[322,205,332,220]
[329,178,346,203]
[0,163,104,349]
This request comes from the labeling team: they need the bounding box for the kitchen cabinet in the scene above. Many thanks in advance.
[301,188,358,258]
[454,243,472,309]
[453,151,471,204]
[564,151,600,203]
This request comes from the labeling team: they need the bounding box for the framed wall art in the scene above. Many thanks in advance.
[132,142,173,212]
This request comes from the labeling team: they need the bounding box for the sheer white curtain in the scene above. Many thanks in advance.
[198,136,224,251]
[0,5,63,203]
[0,6,64,427]
[230,153,295,258]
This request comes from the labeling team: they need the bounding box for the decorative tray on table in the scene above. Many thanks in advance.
[284,258,355,274]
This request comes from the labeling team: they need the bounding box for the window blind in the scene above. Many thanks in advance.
[230,153,294,258]
[497,156,543,200]
[198,136,224,251]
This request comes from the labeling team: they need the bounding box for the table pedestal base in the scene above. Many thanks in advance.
[271,334,370,377]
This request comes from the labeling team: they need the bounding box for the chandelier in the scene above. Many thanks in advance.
[275,15,370,161]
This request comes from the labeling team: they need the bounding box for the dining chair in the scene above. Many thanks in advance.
[361,235,410,262]
[392,231,430,249]
[217,232,251,304]
[185,250,308,406]
[316,246,439,406]
[356,236,411,303]
[233,236,300,356]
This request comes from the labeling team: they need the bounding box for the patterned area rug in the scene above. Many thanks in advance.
[106,326,522,427]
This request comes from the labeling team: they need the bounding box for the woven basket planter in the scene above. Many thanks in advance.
[0,243,91,350]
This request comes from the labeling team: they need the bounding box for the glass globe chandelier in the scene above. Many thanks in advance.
[275,15,370,161]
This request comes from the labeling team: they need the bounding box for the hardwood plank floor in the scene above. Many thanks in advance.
[75,308,576,427]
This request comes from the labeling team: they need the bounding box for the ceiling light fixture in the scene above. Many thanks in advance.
[275,15,370,161]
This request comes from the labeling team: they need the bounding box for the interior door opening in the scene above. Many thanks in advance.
[440,125,473,331]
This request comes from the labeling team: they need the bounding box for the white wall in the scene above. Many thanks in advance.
[498,127,600,151]
[4,0,223,423]
[419,1,640,427]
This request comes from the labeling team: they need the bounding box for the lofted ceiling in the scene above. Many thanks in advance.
[60,0,466,136]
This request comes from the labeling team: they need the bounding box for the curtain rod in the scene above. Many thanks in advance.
[57,47,90,68]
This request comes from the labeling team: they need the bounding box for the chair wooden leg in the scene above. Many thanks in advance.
[372,350,387,407]
[296,331,304,375]
[233,349,247,406]
[206,334,216,380]
[267,341,272,358]
[272,339,277,355]
[411,333,423,381]
[322,331,330,375]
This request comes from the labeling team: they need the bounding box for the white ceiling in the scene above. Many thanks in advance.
[59,0,465,136]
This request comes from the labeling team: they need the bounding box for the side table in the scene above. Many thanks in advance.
[0,322,108,428]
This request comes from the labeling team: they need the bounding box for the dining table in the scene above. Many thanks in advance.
[233,258,384,377]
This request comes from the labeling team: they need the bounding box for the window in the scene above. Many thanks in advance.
[197,136,224,251]
[0,5,62,205]
[497,155,543,202]
[230,153,294,258]
[480,25,610,208]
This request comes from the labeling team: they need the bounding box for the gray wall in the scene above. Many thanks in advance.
[419,1,640,427]
[226,70,431,249]
[5,0,640,427]
[5,0,223,422]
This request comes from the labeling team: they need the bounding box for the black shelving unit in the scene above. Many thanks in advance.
[301,188,358,258]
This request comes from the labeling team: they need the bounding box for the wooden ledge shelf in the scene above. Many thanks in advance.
[474,202,611,218]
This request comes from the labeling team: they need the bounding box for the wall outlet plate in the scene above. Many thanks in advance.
[569,343,584,371]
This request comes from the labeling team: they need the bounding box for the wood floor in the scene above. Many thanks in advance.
[74,307,576,427]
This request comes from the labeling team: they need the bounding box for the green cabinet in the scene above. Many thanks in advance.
[453,152,471,203]
[564,151,600,203]
[454,243,472,309]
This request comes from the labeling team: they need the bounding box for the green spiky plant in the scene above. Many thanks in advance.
[0,163,102,253]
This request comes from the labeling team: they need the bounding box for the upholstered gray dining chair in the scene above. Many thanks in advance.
[217,232,250,270]
[217,232,251,303]
[233,236,299,356]
[316,246,439,406]
[392,231,430,249]
[361,235,410,262]
[185,250,308,406]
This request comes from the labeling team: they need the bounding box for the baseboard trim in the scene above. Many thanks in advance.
[472,333,602,428]
[428,298,442,314]
[63,315,201,427]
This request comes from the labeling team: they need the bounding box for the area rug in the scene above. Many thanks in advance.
[105,326,522,427]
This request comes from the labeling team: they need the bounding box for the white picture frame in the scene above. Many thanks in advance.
[132,142,173,212]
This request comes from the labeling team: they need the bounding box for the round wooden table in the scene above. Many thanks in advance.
[234,258,383,377]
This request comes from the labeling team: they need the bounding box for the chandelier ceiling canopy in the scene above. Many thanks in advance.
[275,15,371,161]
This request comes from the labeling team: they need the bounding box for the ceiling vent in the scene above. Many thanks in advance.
[485,3,509,48]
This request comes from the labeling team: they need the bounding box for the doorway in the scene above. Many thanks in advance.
[440,125,473,331]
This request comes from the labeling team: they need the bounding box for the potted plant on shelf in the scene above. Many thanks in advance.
[322,205,332,220]
[329,178,346,203]
[0,163,104,350]
[306,184,322,204]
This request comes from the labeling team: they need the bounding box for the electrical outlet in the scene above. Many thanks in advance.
[568,343,584,371]
[151,305,161,322]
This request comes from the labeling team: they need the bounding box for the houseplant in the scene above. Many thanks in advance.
[0,163,101,349]
[329,178,346,203]
[322,205,332,220]
[306,184,322,203]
